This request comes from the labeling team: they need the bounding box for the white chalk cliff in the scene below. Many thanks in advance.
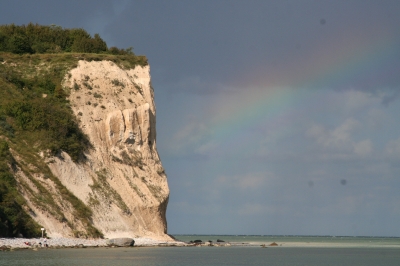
[22,61,170,239]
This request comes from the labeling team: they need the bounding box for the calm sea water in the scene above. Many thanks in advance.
[173,235,400,247]
[1,235,399,266]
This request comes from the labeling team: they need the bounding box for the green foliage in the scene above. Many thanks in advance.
[91,169,131,215]
[0,116,14,137]
[4,93,91,162]
[108,46,134,55]
[146,184,163,201]
[111,79,125,88]
[82,81,93,90]
[0,140,42,237]
[71,33,108,53]
[1,68,25,89]
[0,54,92,162]
[7,34,32,54]
[0,23,143,59]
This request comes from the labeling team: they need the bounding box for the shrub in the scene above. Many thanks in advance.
[93,92,102,98]
[0,140,42,237]
[0,23,145,63]
[82,81,92,90]
[4,93,91,162]
[111,79,125,88]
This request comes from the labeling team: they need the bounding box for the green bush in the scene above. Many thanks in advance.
[0,52,94,163]
[0,23,142,58]
[0,140,42,237]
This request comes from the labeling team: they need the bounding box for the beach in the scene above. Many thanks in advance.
[0,237,187,250]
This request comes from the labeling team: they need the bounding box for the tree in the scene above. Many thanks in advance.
[7,34,32,54]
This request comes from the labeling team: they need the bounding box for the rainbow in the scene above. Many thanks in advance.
[206,31,399,154]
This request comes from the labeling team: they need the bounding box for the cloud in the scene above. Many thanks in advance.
[194,141,219,155]
[165,121,211,155]
[353,139,373,157]
[307,118,359,149]
[366,107,389,129]
[167,76,233,96]
[235,203,270,216]
[322,195,364,215]
[307,118,373,158]
[385,137,400,159]
[342,90,380,112]
[382,90,400,106]
[216,172,275,191]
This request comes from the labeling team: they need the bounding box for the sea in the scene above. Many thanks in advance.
[1,235,399,266]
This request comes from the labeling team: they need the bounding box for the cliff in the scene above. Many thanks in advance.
[0,55,170,239]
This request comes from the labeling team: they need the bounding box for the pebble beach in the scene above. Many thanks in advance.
[0,237,187,250]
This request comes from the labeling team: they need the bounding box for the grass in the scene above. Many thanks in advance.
[90,169,131,215]
[146,184,163,202]
[0,140,43,237]
[123,172,145,199]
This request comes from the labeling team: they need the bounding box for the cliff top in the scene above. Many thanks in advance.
[0,23,146,60]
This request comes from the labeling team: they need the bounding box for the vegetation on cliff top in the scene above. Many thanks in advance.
[0,23,139,56]
[0,24,143,238]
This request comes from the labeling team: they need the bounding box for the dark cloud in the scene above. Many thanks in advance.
[382,91,400,106]
[95,0,400,94]
[1,1,92,27]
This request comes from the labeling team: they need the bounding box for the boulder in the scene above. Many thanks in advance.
[106,238,135,247]
[0,245,10,251]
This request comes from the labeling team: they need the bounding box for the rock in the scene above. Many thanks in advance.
[216,239,225,242]
[106,238,135,247]
[0,245,10,251]
[269,242,278,246]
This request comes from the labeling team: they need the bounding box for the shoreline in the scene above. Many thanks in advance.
[0,237,188,250]
[1,237,399,251]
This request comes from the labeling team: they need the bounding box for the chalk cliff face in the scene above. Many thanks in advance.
[26,61,169,239]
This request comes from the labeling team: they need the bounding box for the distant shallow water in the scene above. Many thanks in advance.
[172,235,400,248]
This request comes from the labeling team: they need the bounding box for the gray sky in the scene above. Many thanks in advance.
[2,0,400,236]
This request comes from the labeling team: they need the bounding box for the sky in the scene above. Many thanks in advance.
[1,0,400,237]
